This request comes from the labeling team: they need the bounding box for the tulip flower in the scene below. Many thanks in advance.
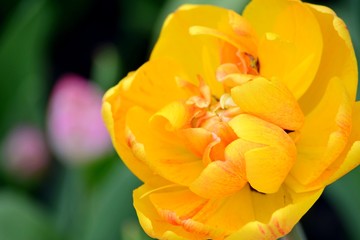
[102,0,359,239]
[1,125,49,180]
[48,74,111,165]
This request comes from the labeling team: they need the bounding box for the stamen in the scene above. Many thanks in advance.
[219,93,236,109]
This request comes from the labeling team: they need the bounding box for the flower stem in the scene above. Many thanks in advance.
[280,223,307,240]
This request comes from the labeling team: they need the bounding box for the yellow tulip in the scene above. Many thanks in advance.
[102,0,359,239]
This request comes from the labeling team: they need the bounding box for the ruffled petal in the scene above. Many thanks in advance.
[151,101,192,131]
[289,77,353,189]
[228,114,296,193]
[133,184,197,240]
[135,184,323,240]
[103,58,217,185]
[102,81,166,185]
[135,184,255,239]
[243,0,323,99]
[126,106,204,186]
[179,128,216,159]
[231,76,304,130]
[287,101,360,192]
[227,188,323,240]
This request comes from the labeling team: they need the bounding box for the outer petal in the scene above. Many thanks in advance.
[289,77,352,189]
[102,58,194,184]
[119,58,192,112]
[126,106,204,186]
[227,188,323,240]
[134,184,256,240]
[134,184,323,240]
[286,2,358,192]
[299,3,358,113]
[325,101,360,183]
[243,0,322,99]
[133,184,198,240]
[152,4,256,98]
[102,81,166,186]
[287,101,360,192]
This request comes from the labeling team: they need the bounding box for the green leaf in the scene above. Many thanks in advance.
[54,159,150,240]
[53,167,89,240]
[325,169,360,240]
[82,161,143,240]
[0,0,55,136]
[0,190,57,240]
[151,0,250,47]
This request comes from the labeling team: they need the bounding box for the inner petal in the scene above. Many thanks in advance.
[228,114,297,193]
[231,76,304,131]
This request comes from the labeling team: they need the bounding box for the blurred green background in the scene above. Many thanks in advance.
[0,0,358,239]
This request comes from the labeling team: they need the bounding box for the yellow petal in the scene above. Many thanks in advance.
[229,114,296,193]
[299,5,358,114]
[139,185,255,239]
[231,77,304,130]
[201,45,224,98]
[244,0,323,99]
[119,58,192,112]
[189,160,245,199]
[287,101,360,192]
[152,4,257,98]
[290,77,352,187]
[243,0,289,38]
[326,141,360,183]
[245,146,293,194]
[102,82,166,185]
[136,184,323,240]
[189,14,257,57]
[151,101,191,131]
[190,138,262,198]
[102,86,117,147]
[133,184,197,240]
[151,5,229,95]
[126,106,204,186]
[227,187,323,240]
[299,4,358,113]
[104,57,211,185]
[179,128,215,158]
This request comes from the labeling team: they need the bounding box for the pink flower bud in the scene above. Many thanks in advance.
[47,74,111,165]
[1,125,49,179]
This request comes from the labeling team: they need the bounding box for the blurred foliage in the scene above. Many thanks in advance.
[0,0,54,135]
[325,170,360,240]
[0,191,57,240]
[0,0,359,239]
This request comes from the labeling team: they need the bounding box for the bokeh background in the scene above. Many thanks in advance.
[0,0,359,239]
